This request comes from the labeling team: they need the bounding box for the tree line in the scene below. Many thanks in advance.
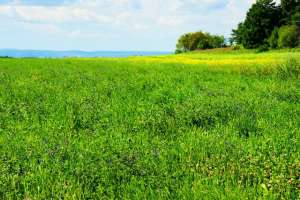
[176,0,300,53]
[232,0,300,49]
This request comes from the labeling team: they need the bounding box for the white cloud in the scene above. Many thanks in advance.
[158,16,184,27]
[0,5,113,24]
[0,0,259,50]
[0,0,254,27]
[0,5,11,14]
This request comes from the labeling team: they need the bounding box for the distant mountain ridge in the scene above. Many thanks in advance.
[0,49,171,58]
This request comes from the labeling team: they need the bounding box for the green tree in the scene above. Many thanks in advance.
[197,33,212,49]
[268,27,279,48]
[188,32,207,50]
[291,11,300,26]
[176,31,226,53]
[278,25,300,48]
[281,0,300,24]
[176,33,193,53]
[211,35,226,48]
[232,0,281,48]
[231,23,245,45]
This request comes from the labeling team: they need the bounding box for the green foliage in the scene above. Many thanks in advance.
[231,23,244,45]
[232,0,280,49]
[196,33,211,49]
[189,32,207,50]
[268,27,279,48]
[175,49,183,54]
[176,33,192,52]
[291,11,300,26]
[281,0,300,24]
[232,44,243,50]
[210,35,226,49]
[0,50,300,199]
[278,25,300,48]
[281,0,299,14]
[257,44,270,52]
[176,31,225,52]
[231,0,300,49]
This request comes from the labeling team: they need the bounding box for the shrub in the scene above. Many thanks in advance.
[278,25,300,48]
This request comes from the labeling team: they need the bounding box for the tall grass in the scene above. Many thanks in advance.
[0,49,299,199]
[277,58,300,79]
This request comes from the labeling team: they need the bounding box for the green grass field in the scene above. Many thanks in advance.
[0,49,299,199]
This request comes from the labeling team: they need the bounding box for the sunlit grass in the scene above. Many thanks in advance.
[0,49,299,199]
[128,49,298,67]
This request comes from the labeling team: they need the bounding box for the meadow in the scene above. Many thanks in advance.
[0,49,299,199]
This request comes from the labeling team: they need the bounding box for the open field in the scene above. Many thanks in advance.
[0,49,300,199]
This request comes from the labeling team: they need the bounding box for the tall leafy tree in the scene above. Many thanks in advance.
[176,33,193,52]
[232,0,281,48]
[231,23,245,45]
[281,0,299,17]
[291,10,300,26]
[281,0,300,24]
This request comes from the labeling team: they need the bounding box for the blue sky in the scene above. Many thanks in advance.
[0,0,258,51]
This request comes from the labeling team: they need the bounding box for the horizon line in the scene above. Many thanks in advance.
[0,48,173,53]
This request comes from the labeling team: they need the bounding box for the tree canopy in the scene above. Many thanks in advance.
[176,31,225,53]
[232,0,300,49]
[281,0,300,24]
[175,0,299,52]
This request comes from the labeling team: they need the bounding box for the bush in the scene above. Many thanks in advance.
[278,25,300,48]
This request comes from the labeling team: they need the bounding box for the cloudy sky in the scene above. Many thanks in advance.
[0,0,259,51]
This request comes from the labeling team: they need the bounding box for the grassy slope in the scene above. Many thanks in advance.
[0,50,299,199]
